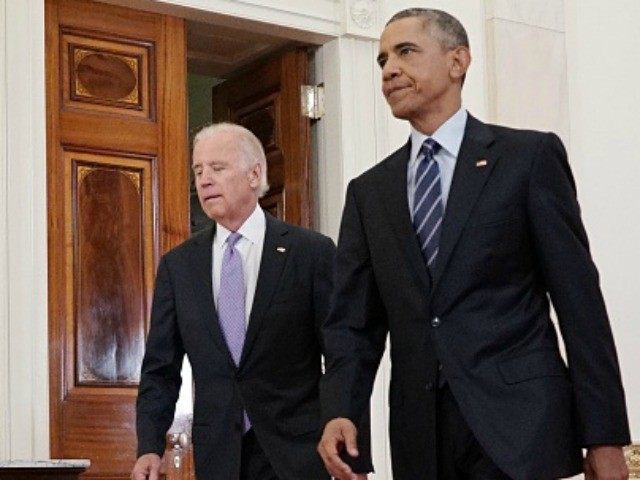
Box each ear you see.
[449,46,471,82]
[248,162,262,189]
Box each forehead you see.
[380,17,430,49]
[192,132,240,163]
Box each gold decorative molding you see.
[626,444,640,478]
[76,165,93,186]
[121,170,141,192]
[73,47,140,104]
[77,165,140,192]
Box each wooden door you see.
[211,49,312,227]
[46,0,188,478]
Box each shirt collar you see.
[216,204,266,246]
[410,107,468,160]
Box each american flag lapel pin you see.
[276,247,286,253]
[476,159,488,167]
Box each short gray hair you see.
[193,122,270,197]
[387,8,469,51]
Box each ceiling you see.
[187,20,292,78]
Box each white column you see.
[0,0,9,460]
[3,0,48,459]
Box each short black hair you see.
[386,8,469,51]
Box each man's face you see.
[192,131,261,229]
[377,17,466,123]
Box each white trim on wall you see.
[4,0,48,460]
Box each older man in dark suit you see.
[132,123,369,479]
[318,8,630,480]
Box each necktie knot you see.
[421,138,441,159]
[227,231,242,249]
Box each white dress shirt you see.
[212,204,266,325]
[407,107,468,218]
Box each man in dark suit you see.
[131,123,364,480]
[317,8,630,480]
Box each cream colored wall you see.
[485,0,569,141]
[565,0,640,442]
[0,0,8,461]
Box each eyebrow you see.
[377,41,420,65]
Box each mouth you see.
[385,85,411,98]
[203,194,221,202]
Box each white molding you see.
[101,0,340,43]
[5,0,48,459]
[0,0,10,460]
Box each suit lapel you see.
[377,141,431,293]
[430,115,497,292]
[239,214,290,367]
[188,223,237,369]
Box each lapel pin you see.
[276,247,286,253]
[476,159,488,167]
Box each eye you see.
[213,165,223,172]
[399,46,414,56]
[377,57,387,68]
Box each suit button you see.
[425,382,434,391]
[431,317,441,328]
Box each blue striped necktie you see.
[412,138,443,269]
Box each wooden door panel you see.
[211,49,311,227]
[46,0,188,478]
[70,151,155,386]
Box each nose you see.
[197,169,213,188]
[382,56,401,81]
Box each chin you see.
[204,207,224,222]
[390,105,412,120]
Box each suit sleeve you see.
[136,255,185,457]
[313,232,374,473]
[312,235,336,343]
[320,180,388,431]
[527,132,630,446]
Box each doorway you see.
[165,21,317,479]
[46,1,317,478]
[186,20,315,233]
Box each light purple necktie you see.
[217,231,251,431]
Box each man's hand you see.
[131,453,164,480]
[317,418,361,480]
[584,445,628,480]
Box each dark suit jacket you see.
[136,214,337,480]
[320,115,630,480]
